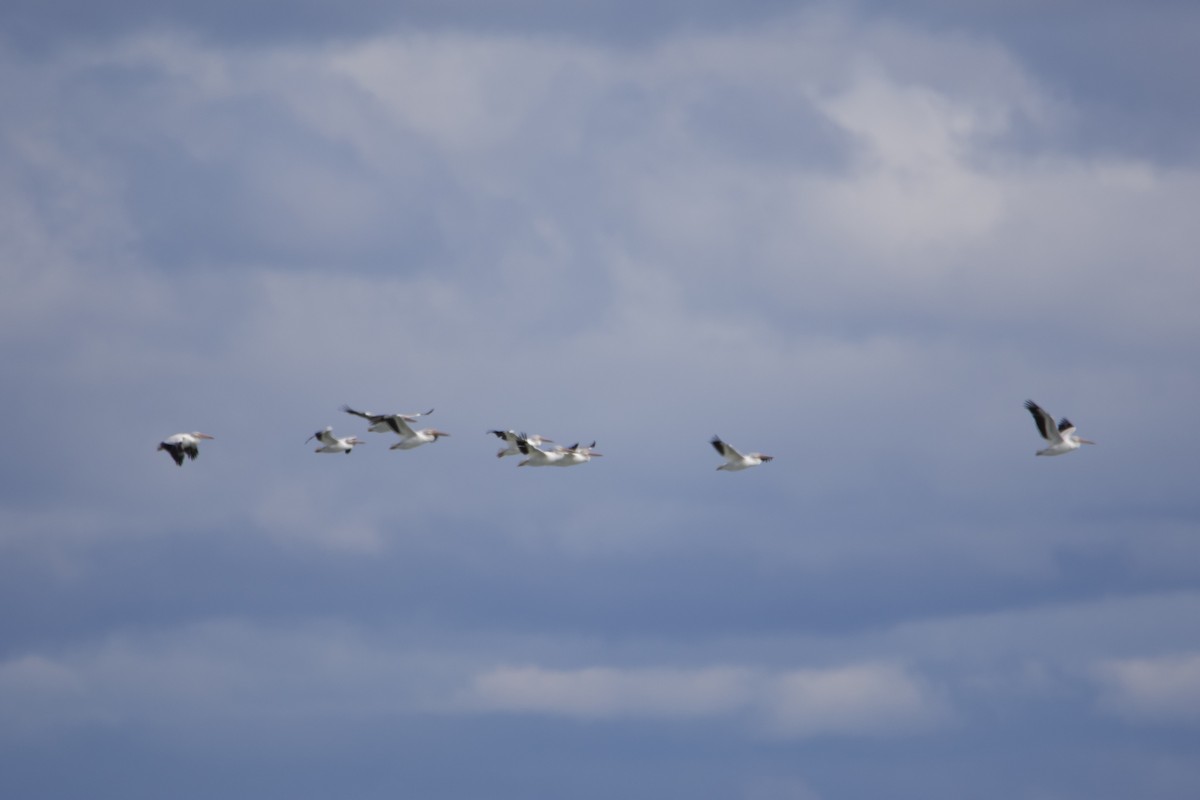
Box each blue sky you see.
[3,2,1200,798]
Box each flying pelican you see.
[341,404,434,435]
[307,426,365,454]
[560,441,602,466]
[514,435,569,466]
[515,435,600,467]
[488,429,554,458]
[384,416,449,450]
[1025,400,1095,456]
[157,432,214,466]
[711,436,773,471]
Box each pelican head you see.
[429,430,451,440]
[192,433,215,440]
[1078,439,1096,445]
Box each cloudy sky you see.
[3,1,1200,797]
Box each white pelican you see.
[1025,400,1095,456]
[560,441,602,466]
[514,436,569,466]
[157,432,214,466]
[341,404,434,435]
[711,436,773,471]
[307,426,365,454]
[384,416,449,450]
[515,435,600,467]
[488,429,554,458]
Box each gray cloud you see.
[3,6,1200,799]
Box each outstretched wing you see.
[711,436,743,461]
[341,405,379,423]
[386,416,416,437]
[307,427,337,446]
[160,442,186,466]
[1024,401,1059,443]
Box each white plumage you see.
[1025,400,1095,456]
[157,432,214,466]
[488,429,554,458]
[711,436,773,471]
[342,404,448,450]
[341,404,434,434]
[307,426,365,454]
[515,434,601,467]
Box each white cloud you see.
[1,6,1197,578]
[8,14,1199,371]
[1094,653,1200,723]
[1,6,1199,798]
[460,661,947,737]
[761,662,948,737]
[1,624,943,742]
[462,664,755,719]
[811,71,1008,252]
[330,35,605,155]
[0,620,460,739]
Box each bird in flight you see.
[307,426,365,454]
[341,405,434,435]
[711,435,773,471]
[488,429,554,458]
[1024,400,1095,456]
[157,432,214,466]
[342,404,449,450]
[515,434,601,467]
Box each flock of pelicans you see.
[156,399,1095,469]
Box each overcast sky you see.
[3,2,1200,798]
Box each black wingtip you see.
[1024,400,1054,440]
